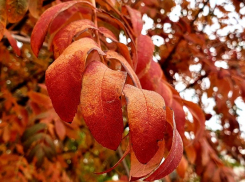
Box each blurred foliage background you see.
[1,0,245,181]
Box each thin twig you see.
[11,34,48,47]
[117,145,130,177]
[92,0,105,63]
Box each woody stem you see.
[92,0,105,63]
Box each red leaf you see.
[4,30,21,56]
[81,61,127,150]
[31,1,94,56]
[139,61,173,106]
[123,84,166,164]
[105,50,141,88]
[130,141,165,179]
[171,98,185,136]
[52,19,96,58]
[140,60,163,91]
[156,80,173,106]
[144,107,183,181]
[183,100,205,140]
[136,35,154,78]
[48,6,88,36]
[124,6,143,37]
[46,38,105,123]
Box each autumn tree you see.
[0,0,245,181]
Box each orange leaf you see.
[52,19,96,58]
[4,30,21,56]
[176,156,188,178]
[183,100,205,140]
[0,0,6,40]
[145,107,183,181]
[3,126,10,142]
[123,84,166,164]
[185,145,196,164]
[55,119,66,140]
[81,61,127,150]
[117,42,134,69]
[46,38,105,123]
[6,0,28,23]
[135,35,154,78]
[28,91,52,109]
[31,1,94,56]
[130,141,165,180]
[105,50,141,88]
[28,0,43,18]
[203,162,216,180]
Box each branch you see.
[179,70,210,93]
[160,0,209,83]
[11,34,48,47]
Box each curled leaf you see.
[136,35,154,78]
[81,61,127,150]
[123,84,166,164]
[105,50,141,88]
[130,140,165,180]
[156,80,173,106]
[98,27,118,42]
[31,1,94,56]
[52,19,96,58]
[46,38,105,123]
[124,6,143,37]
[145,107,183,181]
[171,98,185,136]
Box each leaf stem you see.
[92,0,105,64]
[118,145,130,177]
